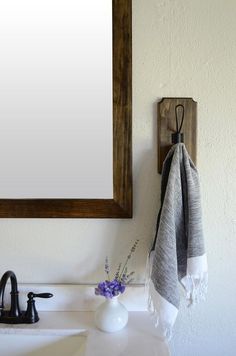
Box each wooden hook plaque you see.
[157,98,197,173]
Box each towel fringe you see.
[144,251,153,296]
[181,272,208,306]
[145,253,207,341]
[147,280,173,341]
[145,253,173,341]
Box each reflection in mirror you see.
[0,0,132,218]
[0,0,113,199]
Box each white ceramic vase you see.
[95,296,128,333]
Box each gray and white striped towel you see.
[147,143,208,340]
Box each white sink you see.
[0,330,87,356]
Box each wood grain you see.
[158,98,197,174]
[0,0,132,218]
[113,0,132,217]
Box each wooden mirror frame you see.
[0,0,132,218]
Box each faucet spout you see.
[0,271,21,317]
[0,270,52,324]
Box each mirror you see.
[0,0,132,218]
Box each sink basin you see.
[0,331,87,356]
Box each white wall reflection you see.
[0,0,113,198]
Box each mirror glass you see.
[0,0,113,198]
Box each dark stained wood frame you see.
[0,0,132,218]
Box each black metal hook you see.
[172,104,185,144]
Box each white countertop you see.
[0,311,170,356]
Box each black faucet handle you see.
[25,292,53,323]
[27,292,53,299]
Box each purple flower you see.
[95,279,126,298]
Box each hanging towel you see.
[147,143,208,340]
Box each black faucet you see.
[0,271,53,324]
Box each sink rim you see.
[0,327,88,337]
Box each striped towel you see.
[147,143,208,340]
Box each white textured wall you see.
[133,0,236,355]
[0,0,236,355]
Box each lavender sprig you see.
[95,239,139,299]
[126,271,135,284]
[117,239,139,283]
[104,256,110,281]
[115,263,122,280]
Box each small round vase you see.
[95,296,128,333]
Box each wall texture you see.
[0,0,236,355]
